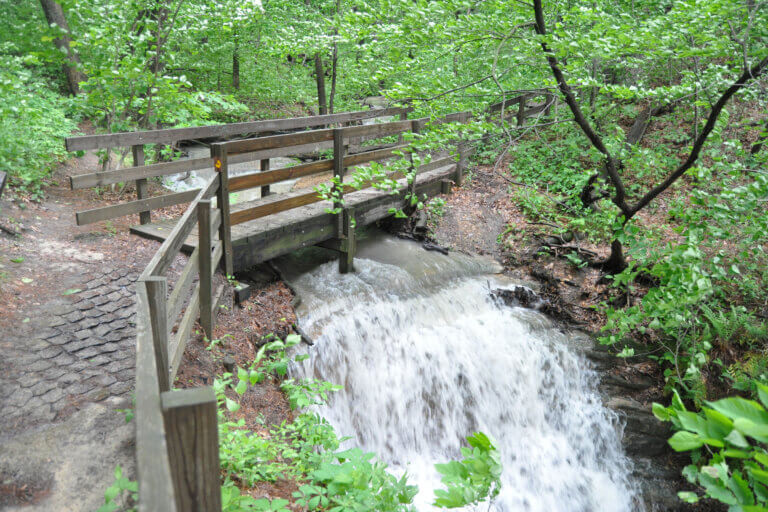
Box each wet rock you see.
[491,286,544,310]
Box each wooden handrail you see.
[65,107,412,151]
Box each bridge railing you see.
[66,107,411,227]
[134,170,227,512]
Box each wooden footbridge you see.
[63,92,555,512]
[67,107,469,275]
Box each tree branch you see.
[630,55,768,215]
[532,0,631,217]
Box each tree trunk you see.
[233,44,240,90]
[39,0,85,95]
[328,44,338,114]
[604,239,628,274]
[314,53,328,115]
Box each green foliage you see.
[601,165,768,401]
[97,465,137,512]
[214,333,498,511]
[655,383,768,509]
[433,432,502,508]
[0,49,76,197]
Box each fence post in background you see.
[455,142,468,187]
[260,159,270,197]
[211,144,234,277]
[142,276,170,392]
[332,128,346,215]
[197,200,213,339]
[517,94,530,127]
[407,119,427,201]
[132,144,150,225]
[398,109,409,145]
[161,387,222,512]
[544,92,554,117]
[339,207,356,274]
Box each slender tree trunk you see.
[315,53,328,115]
[329,44,338,114]
[233,41,240,90]
[39,0,85,95]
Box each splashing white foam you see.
[284,235,638,512]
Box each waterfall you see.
[280,232,639,511]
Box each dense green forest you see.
[2,0,768,509]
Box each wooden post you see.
[133,145,150,225]
[161,387,221,512]
[407,119,426,202]
[142,276,170,392]
[339,207,356,274]
[332,128,346,217]
[260,159,270,197]
[134,283,178,512]
[441,179,452,194]
[211,144,234,277]
[197,200,213,339]
[398,110,408,145]
[517,94,529,127]
[455,142,468,187]
[544,93,554,117]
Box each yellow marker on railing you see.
[214,158,222,172]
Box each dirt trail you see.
[0,153,165,510]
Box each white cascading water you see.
[281,232,639,512]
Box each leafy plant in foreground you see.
[433,432,503,509]
[654,383,768,509]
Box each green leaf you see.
[734,418,768,444]
[21,277,33,284]
[652,403,672,421]
[677,491,699,503]
[668,431,704,451]
[63,288,81,295]
[707,398,768,426]
[10,257,24,263]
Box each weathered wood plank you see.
[229,159,334,192]
[134,284,177,512]
[161,387,221,512]
[198,200,213,339]
[169,282,200,381]
[142,277,170,393]
[70,157,212,189]
[211,147,233,275]
[133,145,150,225]
[0,171,6,199]
[341,119,416,139]
[488,96,524,113]
[65,107,413,151]
[343,144,410,167]
[76,189,200,226]
[224,128,335,156]
[166,247,199,330]
[260,159,271,197]
[140,175,219,279]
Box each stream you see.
[279,230,639,511]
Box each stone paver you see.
[0,266,139,433]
